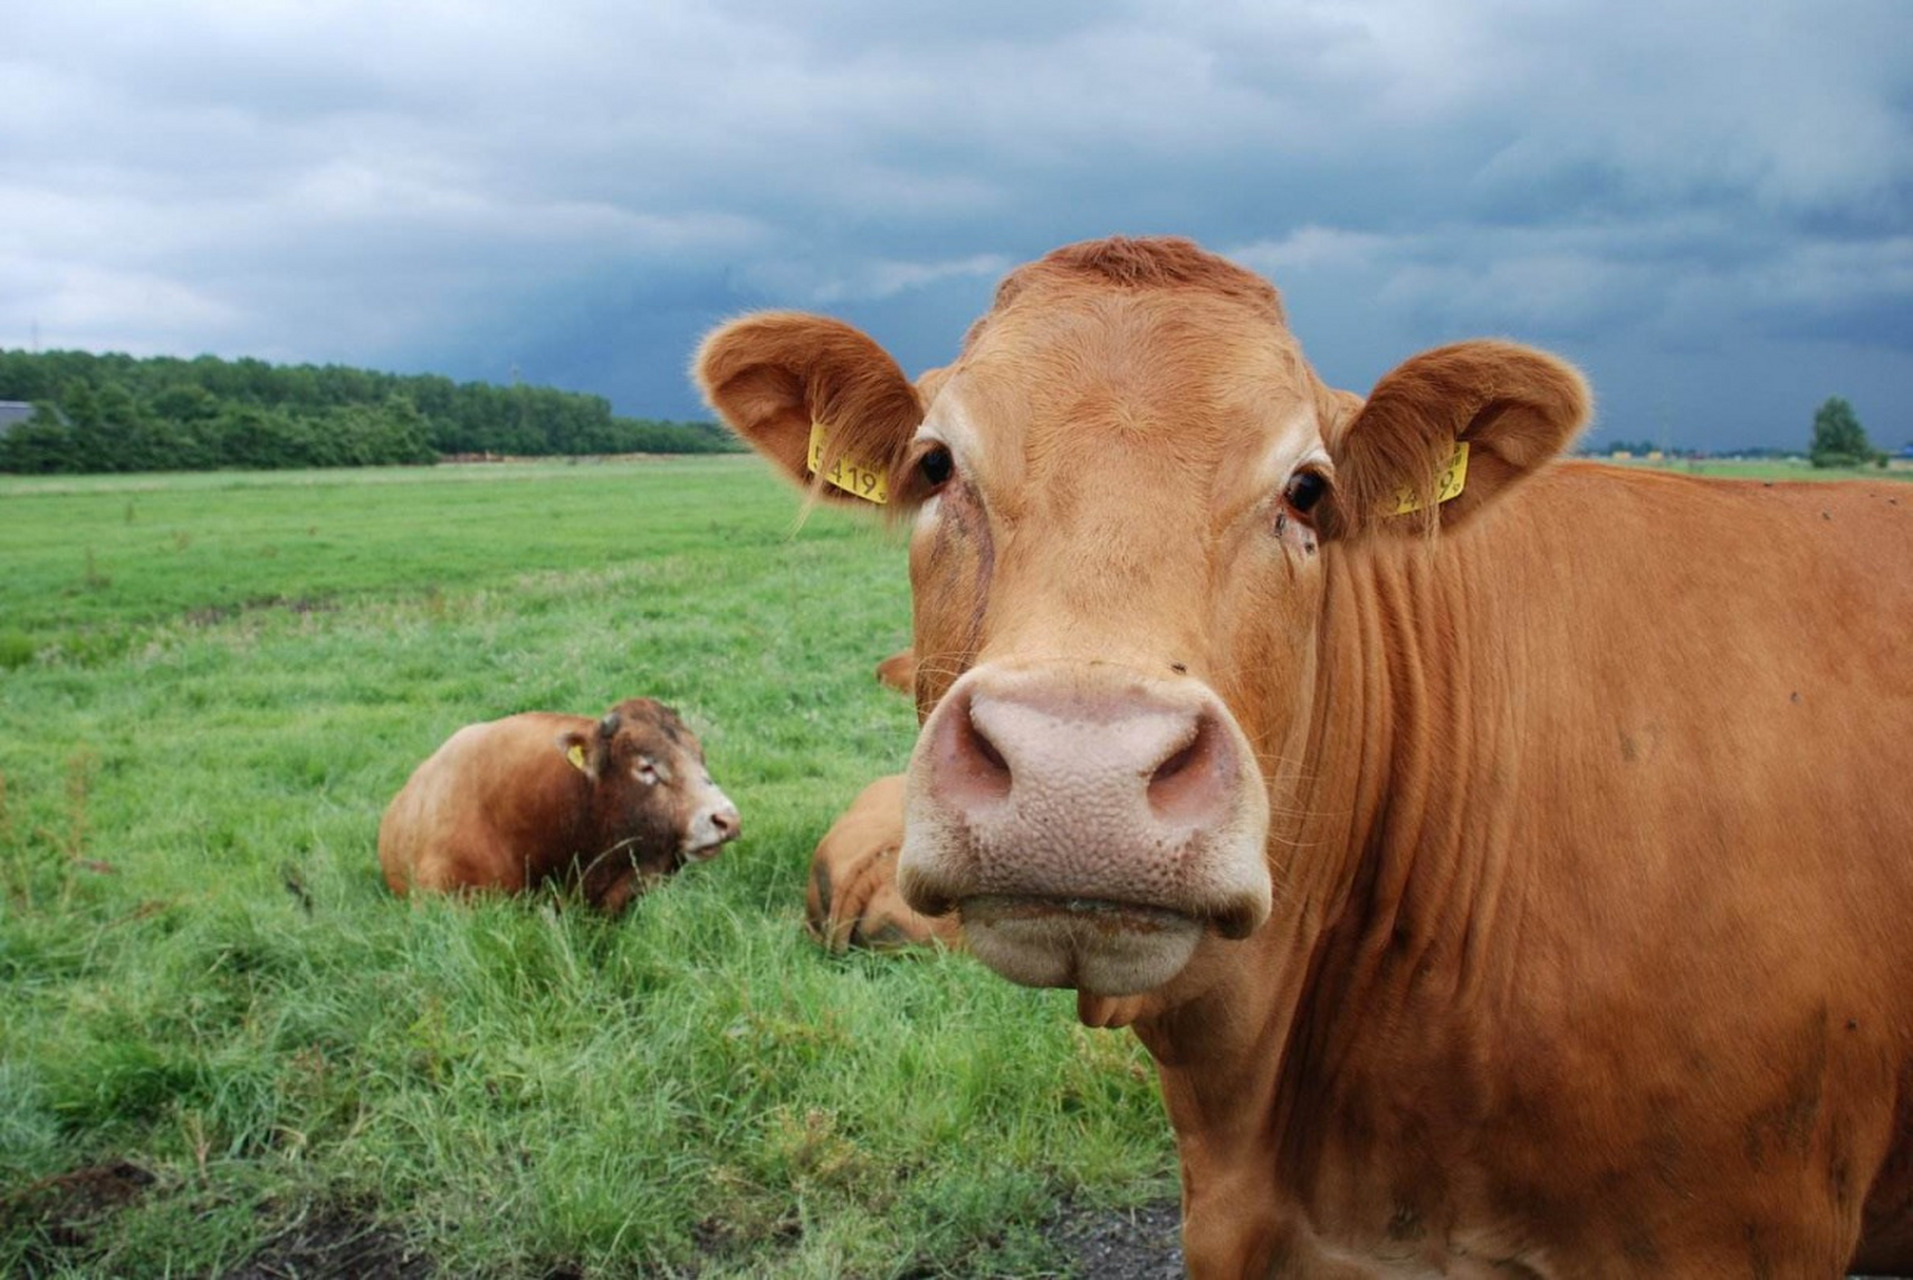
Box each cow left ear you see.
[558,731,596,778]
[1323,340,1590,539]
[695,311,925,514]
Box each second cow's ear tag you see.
[566,744,589,772]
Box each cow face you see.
[699,237,1585,1000]
[559,698,740,878]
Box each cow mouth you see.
[954,894,1210,996]
[938,891,1260,941]
[961,894,1191,932]
[676,836,732,866]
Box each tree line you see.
[0,349,739,474]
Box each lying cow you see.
[874,647,916,694]
[806,774,959,952]
[379,697,739,914]
[698,237,1913,1276]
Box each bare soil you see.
[5,1159,1183,1278]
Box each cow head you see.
[698,237,1586,1000]
[558,697,740,878]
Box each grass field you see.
[0,457,1175,1278]
[6,452,1902,1277]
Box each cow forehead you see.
[928,289,1326,512]
[605,702,701,758]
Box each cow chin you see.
[959,896,1205,995]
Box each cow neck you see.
[1283,527,1534,1183]
[1138,527,1524,1206]
[1127,536,1415,1178]
[564,767,610,874]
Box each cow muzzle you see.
[680,787,742,863]
[898,664,1272,996]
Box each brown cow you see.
[874,646,916,694]
[698,237,1913,1276]
[806,774,960,952]
[379,698,739,914]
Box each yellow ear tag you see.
[565,744,588,772]
[807,421,889,504]
[1391,440,1470,515]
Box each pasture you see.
[0,457,1174,1277]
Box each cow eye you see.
[1284,469,1328,516]
[635,759,660,786]
[917,444,954,490]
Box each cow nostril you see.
[1153,737,1201,785]
[933,690,1014,805]
[711,809,739,838]
[967,716,1009,776]
[1147,715,1228,824]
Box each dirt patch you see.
[220,1201,434,1280]
[1,1159,156,1266]
[2,1161,1175,1278]
[1044,1196,1184,1279]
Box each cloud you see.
[0,0,1907,447]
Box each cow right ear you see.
[1323,340,1590,539]
[694,312,925,513]
[557,731,596,778]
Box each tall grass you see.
[0,458,1173,1277]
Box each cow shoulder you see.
[1326,340,1590,539]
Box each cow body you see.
[379,698,739,914]
[1131,467,1913,1276]
[699,238,1913,1276]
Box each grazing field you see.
[0,457,1176,1277]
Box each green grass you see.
[0,458,1173,1278]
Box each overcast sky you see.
[4,1,1909,451]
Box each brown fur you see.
[697,237,1913,1277]
[378,698,736,915]
[805,774,959,953]
[873,647,915,694]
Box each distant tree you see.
[1603,438,1660,455]
[0,347,739,472]
[1809,396,1881,469]
[0,403,78,473]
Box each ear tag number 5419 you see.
[808,422,888,504]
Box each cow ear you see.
[557,731,596,778]
[695,311,925,514]
[1324,340,1589,539]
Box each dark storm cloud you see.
[2,0,1908,449]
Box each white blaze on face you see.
[680,771,740,860]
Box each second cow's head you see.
[698,237,1587,1001]
[560,697,739,880]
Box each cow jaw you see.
[898,662,1272,996]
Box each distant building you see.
[0,401,35,437]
